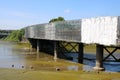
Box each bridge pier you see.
[28,38,37,51]
[36,39,40,59]
[54,41,57,60]
[78,43,84,63]
[93,44,105,71]
[37,39,40,53]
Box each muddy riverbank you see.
[0,41,120,80]
[0,68,120,80]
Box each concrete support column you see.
[28,38,37,52]
[93,44,105,71]
[37,39,40,53]
[54,41,58,60]
[78,43,84,63]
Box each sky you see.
[0,0,120,30]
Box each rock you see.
[22,66,24,68]
[56,67,60,71]
[12,64,14,67]
[29,65,34,70]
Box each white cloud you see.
[64,9,71,13]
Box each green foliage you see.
[49,17,65,23]
[5,29,25,42]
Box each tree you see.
[49,17,65,23]
[4,29,25,41]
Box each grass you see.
[4,29,24,42]
[16,42,31,48]
[84,44,96,53]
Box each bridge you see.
[0,30,12,38]
[25,16,120,71]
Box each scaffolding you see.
[25,20,81,42]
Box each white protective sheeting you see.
[81,16,118,46]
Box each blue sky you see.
[0,0,120,30]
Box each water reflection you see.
[65,52,120,72]
[0,41,120,72]
[67,65,79,71]
[0,41,25,69]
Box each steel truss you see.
[59,42,79,53]
[103,46,120,62]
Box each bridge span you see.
[0,30,11,38]
[25,16,120,71]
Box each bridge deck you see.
[0,33,10,36]
[25,16,120,46]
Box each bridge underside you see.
[28,38,120,71]
[28,38,54,54]
[28,38,84,61]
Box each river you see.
[0,41,120,72]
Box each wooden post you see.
[93,44,105,71]
[54,41,57,60]
[78,43,84,63]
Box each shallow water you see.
[0,41,120,72]
[65,52,120,72]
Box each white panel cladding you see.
[81,16,118,46]
[116,17,120,45]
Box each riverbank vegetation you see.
[4,29,24,42]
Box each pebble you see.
[12,64,14,67]
[56,67,60,71]
[22,66,24,68]
[29,65,34,70]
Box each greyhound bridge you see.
[25,16,120,71]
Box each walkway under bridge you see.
[25,16,120,71]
